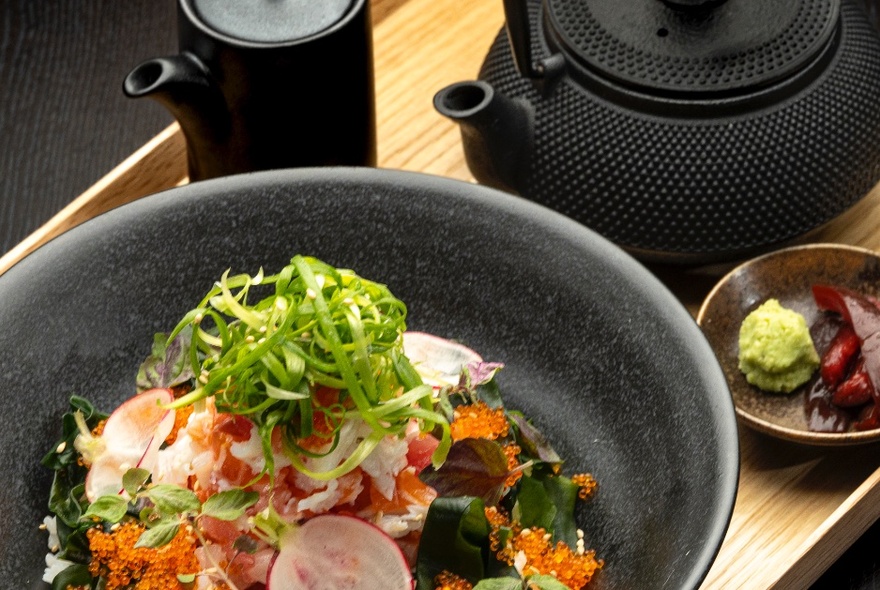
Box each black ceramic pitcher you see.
[124,0,375,181]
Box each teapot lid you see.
[191,0,353,43]
[547,0,839,96]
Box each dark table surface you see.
[2,1,880,588]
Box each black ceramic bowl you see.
[0,168,737,589]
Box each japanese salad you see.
[41,255,602,590]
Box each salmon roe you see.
[503,442,523,487]
[571,473,598,500]
[449,402,509,441]
[485,506,603,590]
[86,521,201,590]
[433,570,474,590]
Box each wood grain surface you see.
[4,1,880,589]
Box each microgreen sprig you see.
[81,468,259,550]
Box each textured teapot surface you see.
[437,0,880,263]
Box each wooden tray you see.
[5,0,880,587]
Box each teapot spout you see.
[124,54,231,176]
[434,81,532,193]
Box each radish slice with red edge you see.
[84,388,175,502]
[267,514,413,590]
[402,331,482,387]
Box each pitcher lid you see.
[191,0,354,43]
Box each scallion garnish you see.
[166,255,450,481]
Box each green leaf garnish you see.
[50,562,93,590]
[201,489,260,521]
[416,496,490,588]
[122,467,151,496]
[472,578,524,590]
[135,520,180,548]
[525,574,573,590]
[513,476,557,533]
[145,484,201,516]
[81,495,129,524]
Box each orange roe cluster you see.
[502,443,523,487]
[86,521,201,590]
[485,507,603,590]
[450,401,509,441]
[571,473,598,500]
[433,570,474,590]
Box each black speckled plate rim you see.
[0,168,739,589]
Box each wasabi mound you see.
[738,298,819,393]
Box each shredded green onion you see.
[167,255,450,481]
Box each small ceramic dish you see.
[697,243,880,445]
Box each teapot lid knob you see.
[546,0,839,97]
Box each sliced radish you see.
[402,332,482,387]
[85,388,175,502]
[267,514,412,590]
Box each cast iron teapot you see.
[435,0,880,263]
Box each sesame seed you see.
[306,288,317,300]
[56,441,66,453]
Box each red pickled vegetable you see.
[854,403,880,431]
[831,359,875,407]
[820,323,860,388]
[812,284,880,395]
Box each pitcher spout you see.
[124,53,231,179]
[434,80,532,193]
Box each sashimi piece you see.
[267,514,412,590]
[402,331,482,387]
[84,388,175,501]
